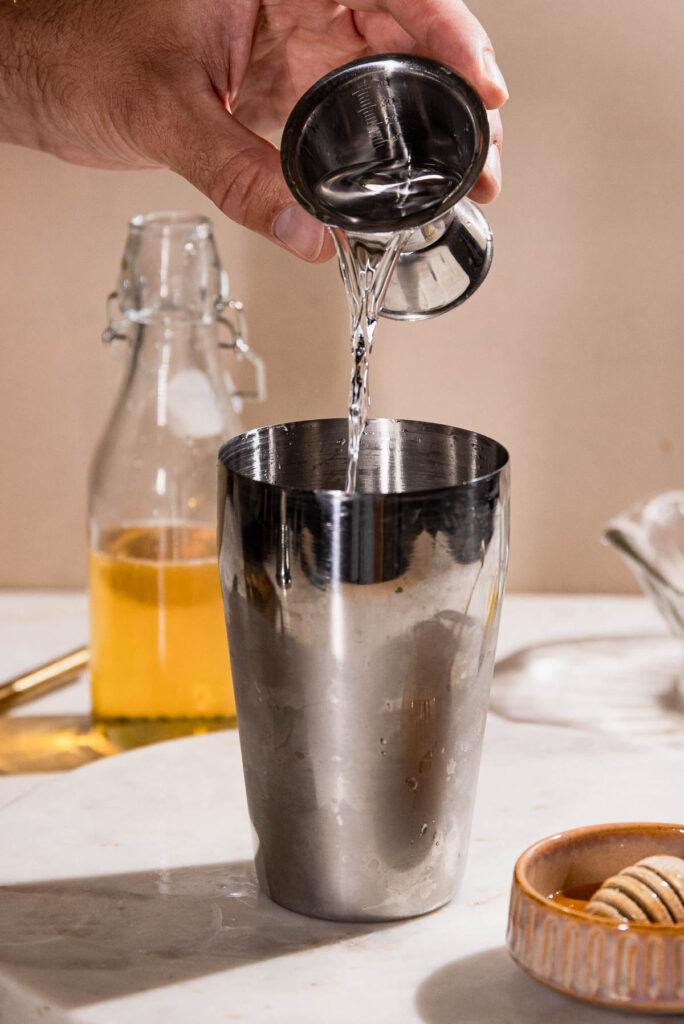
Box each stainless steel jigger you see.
[281,53,493,320]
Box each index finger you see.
[349,0,508,109]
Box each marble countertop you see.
[0,591,682,1022]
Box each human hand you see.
[0,0,507,261]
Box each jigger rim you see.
[280,53,491,233]
[218,417,509,499]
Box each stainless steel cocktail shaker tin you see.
[218,419,509,921]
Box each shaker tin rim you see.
[218,417,509,500]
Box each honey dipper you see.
[586,855,684,923]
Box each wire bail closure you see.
[217,300,266,403]
[102,292,266,404]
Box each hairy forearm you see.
[0,0,158,168]
[0,0,83,156]
[0,1,44,148]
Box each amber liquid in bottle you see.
[88,524,234,722]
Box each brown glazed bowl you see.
[507,822,684,1013]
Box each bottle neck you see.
[101,212,262,445]
[119,319,239,439]
[106,211,239,432]
[128,319,219,370]
[118,212,226,325]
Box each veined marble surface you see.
[0,591,681,1023]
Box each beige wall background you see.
[0,0,682,591]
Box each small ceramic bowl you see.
[507,822,684,1013]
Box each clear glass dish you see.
[489,492,684,744]
[604,491,684,640]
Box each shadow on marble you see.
[0,859,390,1009]
[490,633,684,743]
[415,947,667,1023]
[0,716,233,773]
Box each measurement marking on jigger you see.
[352,82,385,148]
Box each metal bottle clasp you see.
[217,300,267,403]
[102,292,266,404]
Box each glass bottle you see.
[88,212,265,729]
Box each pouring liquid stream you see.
[331,228,406,492]
[324,158,457,491]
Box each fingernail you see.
[485,143,502,192]
[274,205,326,261]
[482,50,509,101]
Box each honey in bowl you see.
[548,856,684,923]
[89,524,234,722]
[547,881,600,913]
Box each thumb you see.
[162,88,332,262]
